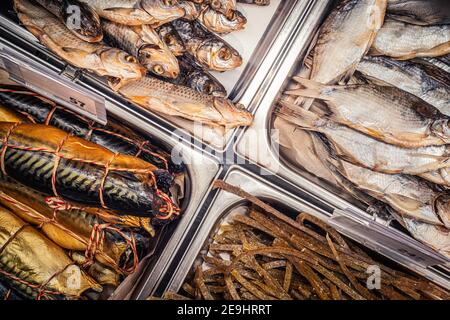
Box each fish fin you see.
[339,65,358,84]
[61,47,91,57]
[285,78,330,100]
[276,101,322,131]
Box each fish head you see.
[188,71,227,97]
[213,98,252,127]
[100,49,146,90]
[431,119,450,142]
[159,28,185,56]
[179,1,200,20]
[139,44,180,78]
[62,1,103,42]
[197,40,242,72]
[141,0,186,24]
[227,10,247,29]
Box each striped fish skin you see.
[0,280,24,300]
[0,122,175,218]
[0,86,183,174]
[237,0,270,5]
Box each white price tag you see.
[0,48,107,124]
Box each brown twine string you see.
[51,133,71,197]
[0,122,19,176]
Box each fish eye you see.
[218,48,232,60]
[165,35,175,45]
[125,55,138,63]
[153,65,165,75]
[211,0,221,9]
[205,83,213,94]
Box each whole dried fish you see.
[387,0,450,26]
[371,18,450,60]
[309,0,387,85]
[276,106,450,175]
[172,19,242,71]
[102,21,179,78]
[198,6,247,34]
[286,78,450,148]
[34,0,103,42]
[330,158,448,226]
[78,0,184,27]
[119,75,251,127]
[156,24,186,56]
[168,55,227,96]
[237,0,270,5]
[356,56,450,116]
[14,0,145,91]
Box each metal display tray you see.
[150,167,449,298]
[0,31,222,300]
[0,0,312,151]
[234,0,450,285]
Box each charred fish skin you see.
[198,5,247,34]
[156,23,186,56]
[14,0,145,91]
[172,19,242,71]
[371,18,450,60]
[237,0,270,5]
[102,21,180,79]
[0,86,182,174]
[387,0,450,26]
[33,0,103,42]
[310,0,387,85]
[357,56,450,116]
[164,55,227,97]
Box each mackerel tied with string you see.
[0,122,179,220]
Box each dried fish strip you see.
[175,182,449,300]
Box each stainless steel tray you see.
[0,0,308,151]
[234,0,450,282]
[0,31,222,300]
[152,167,449,297]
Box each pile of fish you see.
[164,181,449,300]
[11,0,261,129]
[0,85,186,300]
[275,0,450,258]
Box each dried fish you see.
[371,18,450,60]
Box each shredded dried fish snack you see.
[169,181,449,300]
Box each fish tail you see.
[285,77,329,100]
[276,100,322,130]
